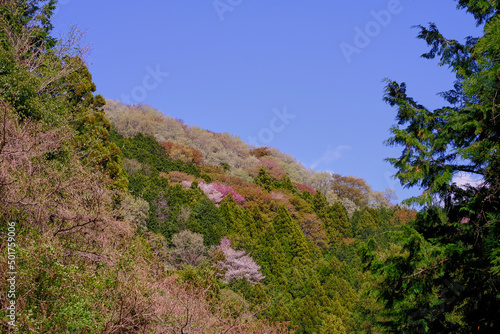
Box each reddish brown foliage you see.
[249,158,286,181]
[249,146,272,158]
[391,207,418,225]
[293,182,315,195]
[161,141,204,165]
[166,170,195,184]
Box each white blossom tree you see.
[216,237,264,284]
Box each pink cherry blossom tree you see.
[210,183,246,205]
[183,181,246,205]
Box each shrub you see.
[122,158,143,175]
[118,194,150,231]
[169,230,207,268]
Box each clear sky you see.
[52,0,483,201]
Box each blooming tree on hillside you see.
[210,183,246,205]
[216,237,265,284]
[182,181,246,205]
[198,182,225,203]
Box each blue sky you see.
[52,0,483,201]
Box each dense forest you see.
[0,0,499,333]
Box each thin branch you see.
[0,99,8,154]
[404,259,448,279]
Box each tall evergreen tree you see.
[273,206,311,264]
[327,202,352,238]
[254,166,275,191]
[363,1,500,332]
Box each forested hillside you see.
[102,99,415,332]
[1,0,499,333]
